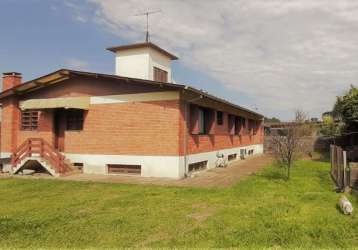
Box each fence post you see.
[343,151,347,188]
[329,144,334,175]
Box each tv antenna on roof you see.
[134,10,161,42]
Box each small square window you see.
[21,110,39,130]
[66,109,84,131]
[153,67,168,82]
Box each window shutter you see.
[248,119,254,135]
[235,116,240,135]
[206,109,216,135]
[235,116,244,135]
[228,115,235,135]
[153,67,168,82]
[253,120,258,135]
[254,120,262,135]
[190,105,200,134]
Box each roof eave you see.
[0,69,263,118]
[106,42,179,60]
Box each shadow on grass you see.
[260,170,287,181]
[312,151,330,162]
[259,163,288,181]
[317,170,331,183]
[350,189,358,201]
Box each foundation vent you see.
[188,161,207,172]
[107,164,141,175]
[228,154,237,161]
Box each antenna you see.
[134,10,161,42]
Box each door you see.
[54,109,65,152]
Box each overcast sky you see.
[1,0,358,120]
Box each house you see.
[0,42,264,178]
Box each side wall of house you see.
[178,92,264,171]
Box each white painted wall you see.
[148,48,172,82]
[65,153,183,178]
[115,48,150,79]
[0,152,11,158]
[64,144,264,179]
[115,47,172,82]
[185,144,264,171]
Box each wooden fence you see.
[330,144,358,190]
[330,145,347,189]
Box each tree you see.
[333,85,358,131]
[265,117,281,123]
[319,115,343,144]
[271,111,313,180]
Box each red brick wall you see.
[0,97,20,153]
[64,100,181,155]
[178,100,264,155]
[17,110,54,147]
[1,77,263,157]
[187,132,264,155]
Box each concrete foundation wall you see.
[65,144,263,179]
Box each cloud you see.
[65,58,89,71]
[66,0,358,120]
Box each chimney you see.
[2,72,22,91]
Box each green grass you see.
[1,160,358,249]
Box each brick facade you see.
[1,97,20,153]
[1,75,264,162]
[64,100,181,155]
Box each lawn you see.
[0,160,358,249]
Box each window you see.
[73,163,84,171]
[228,154,237,161]
[242,118,247,132]
[248,119,255,135]
[188,161,207,172]
[254,121,261,135]
[235,116,246,135]
[198,108,205,134]
[217,111,223,125]
[228,115,235,135]
[240,149,246,159]
[21,110,39,130]
[191,106,215,135]
[153,67,168,82]
[107,164,141,175]
[66,109,84,131]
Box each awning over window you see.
[19,97,90,110]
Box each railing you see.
[11,138,70,174]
